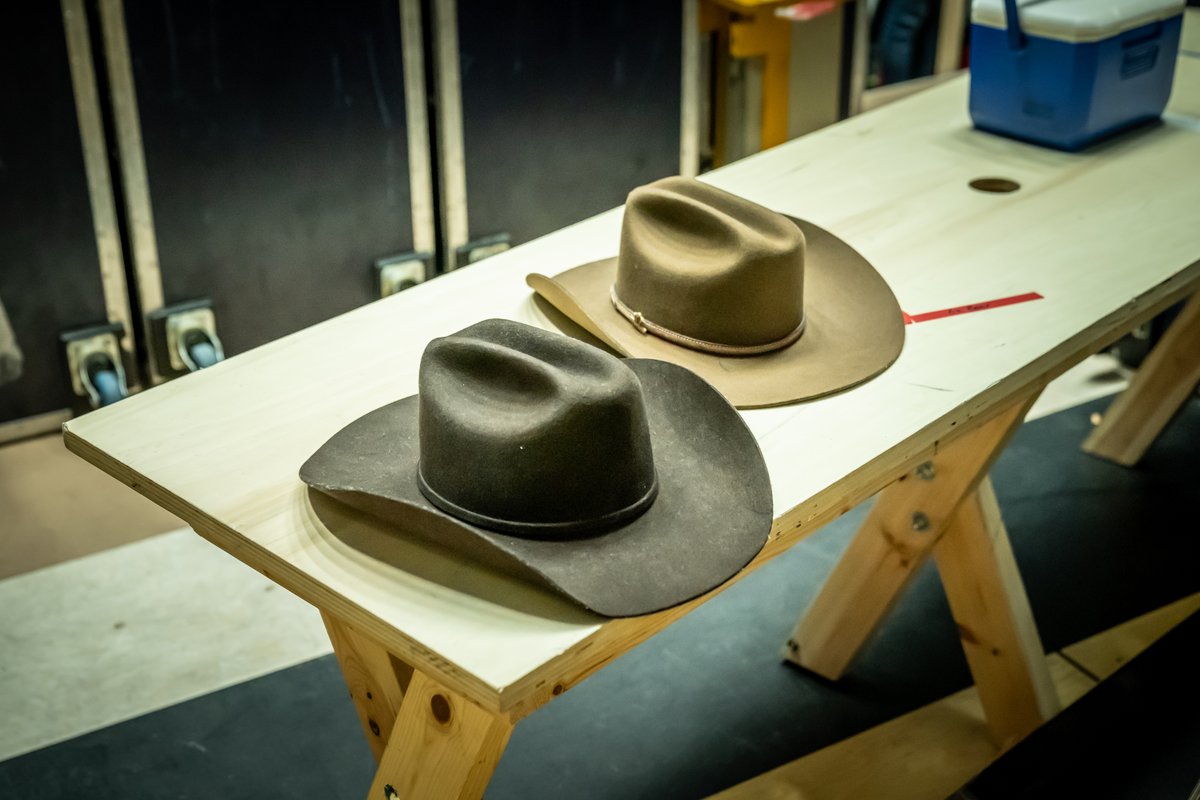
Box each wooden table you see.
[65,38,1200,798]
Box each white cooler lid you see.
[972,0,1184,43]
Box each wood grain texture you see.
[322,612,414,762]
[369,669,513,800]
[64,68,1200,715]
[934,478,1058,746]
[786,394,1036,678]
[711,655,1093,800]
[1083,290,1200,465]
[1062,592,1200,681]
[96,0,166,378]
[713,593,1198,799]
[61,0,136,366]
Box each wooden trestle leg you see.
[1084,290,1200,466]
[933,477,1059,745]
[322,613,514,800]
[783,392,1058,744]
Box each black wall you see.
[457,0,681,246]
[125,0,416,354]
[0,2,111,422]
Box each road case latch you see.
[61,322,130,408]
[148,299,225,377]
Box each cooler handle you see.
[1003,0,1026,50]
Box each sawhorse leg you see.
[322,613,514,800]
[783,392,1059,745]
[933,476,1059,745]
[1084,290,1200,466]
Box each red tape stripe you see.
[904,292,1043,325]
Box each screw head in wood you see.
[911,511,931,532]
[786,639,799,653]
[383,785,399,799]
[915,462,935,481]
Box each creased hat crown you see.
[613,177,806,350]
[417,319,657,537]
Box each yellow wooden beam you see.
[728,8,791,149]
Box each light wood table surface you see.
[65,30,1200,798]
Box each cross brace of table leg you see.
[323,613,514,800]
[783,392,1057,744]
[1084,290,1200,466]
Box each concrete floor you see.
[0,433,180,580]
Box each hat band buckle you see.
[609,285,805,357]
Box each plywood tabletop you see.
[65,61,1200,714]
[1183,7,1200,55]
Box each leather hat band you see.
[610,285,805,357]
[418,464,659,538]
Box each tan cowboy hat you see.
[527,176,905,408]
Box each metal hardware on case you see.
[148,299,225,378]
[911,511,931,532]
[454,232,511,269]
[62,0,138,372]
[374,252,434,298]
[915,461,936,481]
[61,322,130,408]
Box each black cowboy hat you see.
[300,319,772,617]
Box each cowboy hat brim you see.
[299,359,772,617]
[526,217,905,409]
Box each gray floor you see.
[2,396,1198,799]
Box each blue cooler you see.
[969,0,1185,150]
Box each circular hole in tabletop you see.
[431,693,453,724]
[969,177,1021,194]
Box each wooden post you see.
[729,8,792,150]
[934,477,1059,745]
[784,392,1039,680]
[701,0,733,167]
[323,612,514,799]
[1083,290,1200,466]
[369,670,514,800]
[322,612,415,762]
[933,0,967,74]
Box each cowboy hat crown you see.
[418,319,658,537]
[614,176,806,353]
